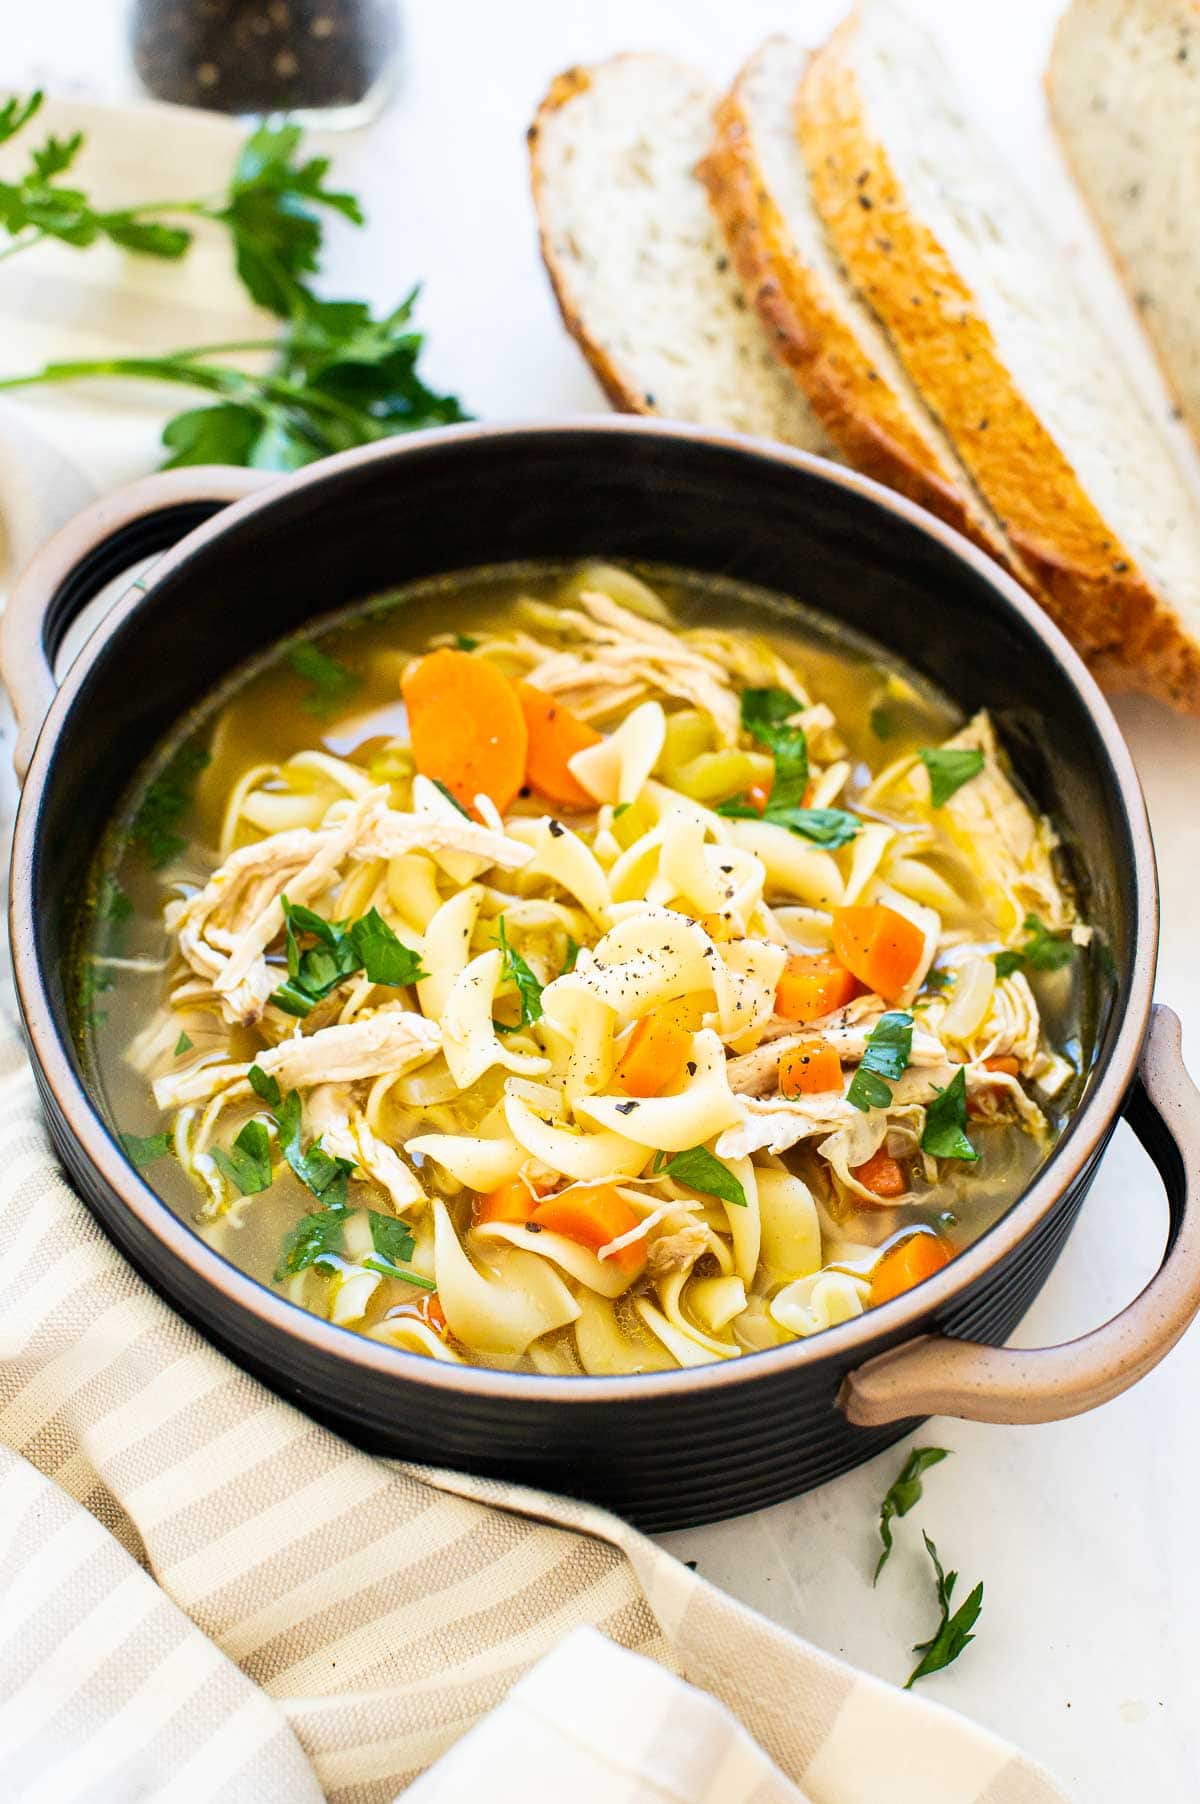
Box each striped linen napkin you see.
[0,1028,1072,1803]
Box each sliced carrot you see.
[779,1040,842,1097]
[983,1055,1020,1077]
[746,781,772,816]
[870,1232,952,1306]
[774,952,861,1024]
[401,647,528,816]
[389,1290,448,1333]
[517,681,602,809]
[614,1004,694,1098]
[475,1178,539,1227]
[831,904,924,1002]
[532,1184,646,1274]
[852,1147,908,1199]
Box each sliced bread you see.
[702,35,1022,575]
[1049,0,1200,448]
[529,57,834,453]
[799,0,1200,710]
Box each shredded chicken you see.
[646,1223,711,1277]
[153,1006,441,1110]
[726,1019,949,1097]
[306,1083,426,1211]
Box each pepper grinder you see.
[129,0,400,127]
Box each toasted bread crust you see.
[528,63,655,415]
[800,15,1200,710]
[701,68,1019,576]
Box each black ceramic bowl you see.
[6,420,1200,1532]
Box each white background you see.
[9,3,1200,1799]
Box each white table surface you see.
[11,3,1200,1799]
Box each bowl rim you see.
[8,415,1159,1405]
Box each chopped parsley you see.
[716,688,861,845]
[847,1011,913,1113]
[497,916,543,1031]
[905,1533,984,1688]
[869,703,895,740]
[129,741,210,869]
[210,1119,273,1196]
[274,1202,351,1279]
[991,915,1076,980]
[716,799,862,847]
[921,1068,978,1162]
[120,1129,173,1168]
[174,1030,193,1056]
[248,1064,282,1107]
[654,1145,747,1209]
[454,633,479,651]
[875,1446,949,1583]
[918,746,984,808]
[287,642,361,717]
[276,1088,354,1207]
[270,895,425,1016]
[561,935,581,976]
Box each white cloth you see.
[0,96,1073,1804]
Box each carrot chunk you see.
[517,681,602,809]
[746,781,772,816]
[614,1005,694,1097]
[532,1184,646,1273]
[852,1147,908,1199]
[779,1040,842,1096]
[831,904,924,1002]
[401,648,528,816]
[474,1178,539,1227]
[983,1055,1020,1076]
[870,1232,952,1306]
[774,952,861,1024]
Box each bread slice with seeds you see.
[529,56,835,453]
[1049,0,1200,450]
[799,0,1200,710]
[702,34,1022,576]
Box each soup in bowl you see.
[82,558,1092,1377]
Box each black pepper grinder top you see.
[129,0,400,126]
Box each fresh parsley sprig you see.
[0,106,467,469]
[496,916,544,1034]
[875,1446,949,1582]
[921,1067,978,1162]
[905,1533,984,1688]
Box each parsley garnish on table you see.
[905,1534,984,1689]
[0,101,467,468]
[875,1446,949,1582]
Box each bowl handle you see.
[840,1005,1200,1426]
[0,465,274,783]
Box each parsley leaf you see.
[869,703,895,740]
[923,968,953,991]
[349,907,426,988]
[562,935,581,975]
[129,741,210,869]
[739,687,809,809]
[174,1031,193,1056]
[276,1089,355,1207]
[992,949,1024,979]
[274,1202,351,1280]
[1020,913,1076,972]
[657,1146,747,1209]
[905,1533,984,1688]
[120,1129,172,1168]
[875,1446,949,1583]
[249,1064,282,1107]
[716,799,862,847]
[361,1210,436,1289]
[497,917,543,1029]
[454,633,478,651]
[919,747,985,808]
[287,642,360,716]
[216,120,362,317]
[847,1011,913,1113]
[921,1068,978,1162]
[211,1119,274,1196]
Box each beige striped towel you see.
[0,1026,1072,1803]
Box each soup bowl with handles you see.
[4,418,1199,1532]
